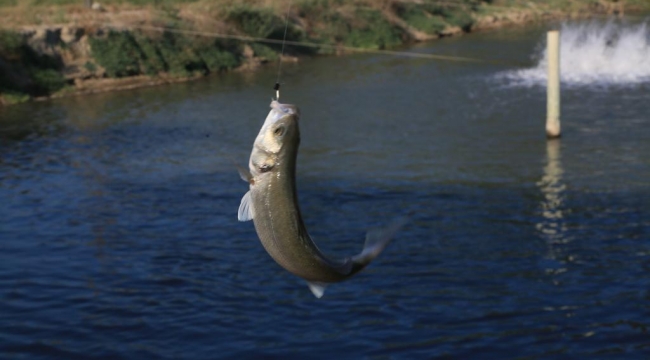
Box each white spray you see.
[504,20,650,86]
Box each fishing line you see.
[126,25,528,67]
[274,3,292,101]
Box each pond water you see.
[1,19,649,359]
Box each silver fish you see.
[238,100,405,298]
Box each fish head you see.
[253,100,300,155]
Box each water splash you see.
[502,20,650,86]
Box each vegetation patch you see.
[344,7,404,50]
[89,31,143,77]
[294,6,350,53]
[226,5,297,40]
[394,3,446,35]
[0,29,65,100]
[227,5,279,38]
[423,2,476,31]
[297,0,404,53]
[223,3,311,56]
[394,1,477,33]
[249,43,279,62]
[89,30,240,78]
[0,91,29,105]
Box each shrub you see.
[0,30,23,54]
[445,11,474,31]
[249,43,279,62]
[134,34,167,75]
[88,30,240,78]
[225,4,304,43]
[89,31,143,77]
[226,5,283,39]
[394,3,446,34]
[421,3,475,31]
[295,0,349,53]
[29,68,65,93]
[154,32,203,76]
[197,44,239,71]
[0,30,65,96]
[344,8,403,49]
[83,61,97,72]
[0,91,30,105]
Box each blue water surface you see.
[1,21,649,359]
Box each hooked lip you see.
[257,100,300,141]
[269,100,300,121]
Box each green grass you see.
[344,7,403,49]
[29,68,66,92]
[89,31,143,77]
[395,3,447,34]
[0,91,30,104]
[296,5,400,49]
[89,30,240,78]
[250,43,279,62]
[133,33,166,75]
[225,4,304,42]
[445,10,474,30]
[296,0,344,18]
[225,5,284,39]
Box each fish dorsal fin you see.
[238,191,254,222]
[307,281,328,298]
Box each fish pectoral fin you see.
[237,191,254,222]
[237,165,253,184]
[306,281,329,299]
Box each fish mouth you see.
[268,100,300,123]
[256,101,300,144]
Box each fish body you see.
[238,101,404,297]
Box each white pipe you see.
[546,30,561,138]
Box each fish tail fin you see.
[352,216,408,265]
[306,216,408,299]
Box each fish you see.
[238,100,406,298]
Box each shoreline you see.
[1,0,647,106]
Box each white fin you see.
[237,165,253,184]
[307,281,328,298]
[353,216,408,264]
[238,191,254,222]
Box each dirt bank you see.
[0,0,646,106]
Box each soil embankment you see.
[0,0,644,105]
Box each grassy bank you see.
[0,0,647,105]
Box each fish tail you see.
[306,216,408,299]
[352,216,408,265]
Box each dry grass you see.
[1,0,646,29]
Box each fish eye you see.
[274,126,285,136]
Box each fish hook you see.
[274,82,281,101]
